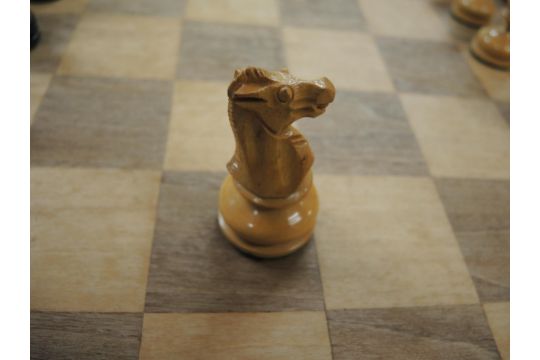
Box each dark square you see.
[31,14,80,73]
[145,171,325,312]
[327,305,500,360]
[177,21,285,81]
[297,91,428,176]
[497,101,510,122]
[436,178,509,302]
[279,0,365,30]
[31,76,172,169]
[376,37,486,97]
[88,0,187,16]
[31,312,142,360]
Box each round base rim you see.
[218,212,313,258]
[470,38,510,70]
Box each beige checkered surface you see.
[31,0,509,359]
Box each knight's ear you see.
[234,68,242,78]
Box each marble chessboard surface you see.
[30,0,510,359]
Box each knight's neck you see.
[229,102,278,163]
[228,102,307,198]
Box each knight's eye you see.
[277,86,293,103]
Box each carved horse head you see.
[227,67,335,136]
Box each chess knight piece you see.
[218,67,335,258]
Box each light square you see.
[401,94,509,179]
[164,81,234,171]
[31,73,52,124]
[177,21,284,81]
[31,167,161,312]
[466,51,510,102]
[484,302,510,360]
[315,175,478,310]
[58,14,180,80]
[358,0,449,40]
[140,312,332,360]
[283,27,394,92]
[186,0,279,26]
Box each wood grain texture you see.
[358,0,449,40]
[88,0,186,16]
[177,21,285,81]
[30,14,80,73]
[31,0,88,15]
[279,0,365,30]
[297,91,428,176]
[31,76,172,169]
[466,51,509,102]
[31,168,161,312]
[376,37,486,97]
[401,94,509,179]
[484,302,510,360]
[315,175,478,310]
[436,178,509,302]
[140,312,332,360]
[186,0,280,26]
[497,102,510,122]
[57,14,180,80]
[327,305,500,360]
[31,73,52,124]
[28,1,511,357]
[31,312,142,360]
[164,81,233,171]
[284,28,394,92]
[145,171,325,312]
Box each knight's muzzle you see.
[316,77,336,107]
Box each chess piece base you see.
[218,174,318,258]
[470,26,510,70]
[218,213,313,258]
[450,0,495,28]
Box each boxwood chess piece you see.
[218,67,335,258]
[470,6,510,70]
[451,0,496,28]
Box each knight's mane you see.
[227,67,274,98]
[240,67,272,83]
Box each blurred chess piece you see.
[451,0,496,28]
[31,12,41,49]
[218,67,335,258]
[471,6,510,70]
[30,1,61,50]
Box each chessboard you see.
[30,0,510,359]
